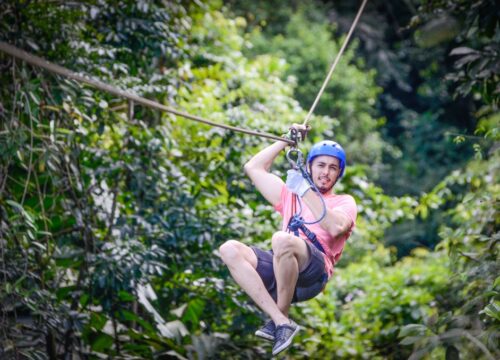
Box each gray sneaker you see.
[255,319,275,341]
[272,321,300,356]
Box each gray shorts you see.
[251,240,328,303]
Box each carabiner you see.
[286,148,304,170]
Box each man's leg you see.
[219,240,289,325]
[267,231,309,356]
[271,231,310,323]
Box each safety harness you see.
[285,131,328,254]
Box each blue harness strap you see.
[287,215,326,254]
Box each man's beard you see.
[317,183,334,194]
[310,169,336,194]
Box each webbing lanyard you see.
[287,214,326,254]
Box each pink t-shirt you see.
[274,185,357,278]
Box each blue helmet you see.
[306,140,346,178]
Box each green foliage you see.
[247,9,389,168]
[0,1,253,358]
[400,150,499,359]
[0,1,321,358]
[418,0,500,106]
[294,247,450,359]
[0,0,498,359]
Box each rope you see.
[0,41,295,145]
[286,155,328,254]
[286,159,328,254]
[302,0,368,126]
[294,166,327,226]
[286,148,327,226]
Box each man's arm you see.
[244,140,288,207]
[301,192,353,239]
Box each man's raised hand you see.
[286,169,311,197]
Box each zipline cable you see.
[302,0,368,126]
[0,41,295,145]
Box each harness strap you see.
[287,215,326,254]
[298,223,326,254]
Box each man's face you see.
[309,155,341,194]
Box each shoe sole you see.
[272,324,300,356]
[255,329,274,341]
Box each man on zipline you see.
[219,124,357,356]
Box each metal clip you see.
[286,148,304,170]
[288,127,299,147]
[289,125,311,144]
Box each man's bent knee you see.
[219,240,242,265]
[271,231,298,258]
[219,240,258,268]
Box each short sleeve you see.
[332,195,357,228]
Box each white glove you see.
[286,169,311,197]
